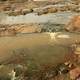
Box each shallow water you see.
[0,32,80,66]
[0,10,80,67]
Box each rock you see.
[0,24,42,36]
[0,65,15,80]
[75,7,80,13]
[2,4,11,11]
[65,15,80,32]
[15,24,42,33]
[58,6,69,12]
[73,43,80,64]
[37,9,48,15]
[8,10,21,16]
[37,7,58,15]
[56,63,69,74]
[0,29,16,36]
[22,9,33,15]
[44,69,58,79]
[47,7,58,13]
[74,45,80,55]
[69,67,80,80]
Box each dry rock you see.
[65,15,80,32]
[69,67,80,80]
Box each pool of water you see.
[0,32,80,66]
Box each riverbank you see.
[0,0,80,16]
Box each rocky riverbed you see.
[0,0,80,80]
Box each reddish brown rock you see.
[69,67,80,80]
[65,15,80,32]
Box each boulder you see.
[22,9,33,15]
[47,7,58,13]
[65,15,80,32]
[69,67,80,80]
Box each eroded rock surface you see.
[65,15,80,32]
